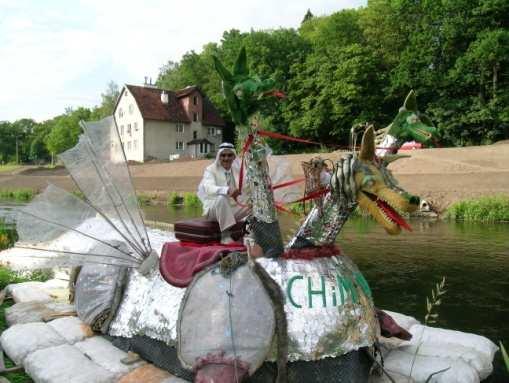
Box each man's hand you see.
[228,187,241,199]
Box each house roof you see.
[187,138,214,146]
[123,85,225,127]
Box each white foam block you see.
[75,336,144,378]
[0,322,66,364]
[48,316,92,344]
[24,344,116,383]
[6,281,52,303]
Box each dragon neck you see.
[286,192,357,249]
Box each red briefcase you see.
[174,218,245,244]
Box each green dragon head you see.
[386,90,437,145]
[355,127,421,235]
[213,47,284,127]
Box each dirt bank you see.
[1,142,508,212]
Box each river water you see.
[2,202,508,380]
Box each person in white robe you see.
[197,142,250,241]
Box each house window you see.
[127,124,132,136]
[193,96,197,105]
[133,140,138,150]
[193,112,198,122]
[193,131,197,139]
[176,123,184,133]
[118,108,124,118]
[134,122,138,131]
[129,104,134,114]
[127,141,132,151]
[124,90,128,97]
[176,141,184,150]
[200,142,208,154]
[216,129,222,136]
[120,125,124,136]
[207,127,215,136]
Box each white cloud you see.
[0,0,365,122]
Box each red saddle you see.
[174,217,245,244]
[159,242,246,287]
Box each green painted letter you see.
[287,275,303,308]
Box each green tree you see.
[44,107,92,163]
[93,81,120,119]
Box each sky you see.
[0,0,365,122]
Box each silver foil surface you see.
[258,256,378,361]
[287,192,354,248]
[110,245,378,361]
[245,141,277,223]
[178,262,275,374]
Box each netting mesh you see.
[107,334,371,382]
[12,116,150,268]
[58,117,150,255]
[247,218,284,258]
[15,184,141,267]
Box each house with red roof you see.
[113,83,225,162]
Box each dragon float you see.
[5,49,450,383]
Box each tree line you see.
[157,0,508,151]
[1,0,508,163]
[0,82,119,164]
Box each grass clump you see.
[445,195,509,222]
[166,192,202,208]
[0,219,18,250]
[137,193,157,206]
[0,188,35,202]
[167,191,184,206]
[0,164,21,173]
[183,192,202,208]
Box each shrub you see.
[0,219,17,250]
[183,192,202,208]
[137,193,154,206]
[167,191,184,206]
[0,188,35,202]
[445,195,509,222]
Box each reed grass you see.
[167,191,183,206]
[0,218,18,250]
[445,195,509,222]
[183,192,202,208]
[0,188,35,202]
[166,192,202,209]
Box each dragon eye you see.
[362,176,375,188]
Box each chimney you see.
[161,91,169,104]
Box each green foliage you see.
[137,193,156,206]
[445,195,509,222]
[0,266,52,291]
[183,192,202,208]
[500,342,509,372]
[424,277,447,325]
[0,188,35,202]
[167,191,184,206]
[0,219,18,250]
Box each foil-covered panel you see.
[258,256,378,361]
[246,142,277,223]
[287,193,354,248]
[110,251,378,362]
[178,263,275,374]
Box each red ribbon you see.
[238,133,255,193]
[272,177,305,190]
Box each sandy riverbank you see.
[1,142,508,212]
